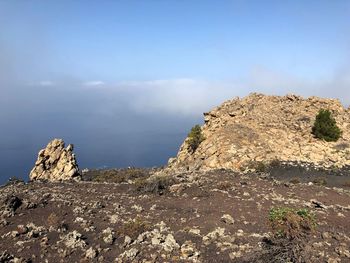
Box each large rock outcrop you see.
[30,139,80,181]
[169,93,350,172]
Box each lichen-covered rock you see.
[118,248,139,261]
[85,247,98,259]
[29,139,80,181]
[180,240,200,261]
[102,227,115,245]
[169,93,350,172]
[221,214,235,225]
[59,230,86,249]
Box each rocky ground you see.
[1,169,350,262]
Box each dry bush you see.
[216,181,234,191]
[289,178,301,184]
[118,217,151,240]
[240,207,316,263]
[269,159,282,168]
[333,142,349,151]
[134,175,175,195]
[47,212,60,227]
[342,180,350,187]
[269,207,316,240]
[312,177,327,186]
[241,237,313,263]
[247,161,268,173]
[92,168,149,183]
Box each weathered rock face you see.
[30,139,80,181]
[169,93,350,172]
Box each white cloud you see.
[19,66,350,119]
[109,67,350,116]
[245,66,350,106]
[84,81,105,87]
[115,78,240,115]
[25,80,55,87]
[38,80,54,86]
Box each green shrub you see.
[312,109,342,142]
[269,207,316,239]
[187,125,205,153]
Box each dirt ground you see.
[1,169,350,262]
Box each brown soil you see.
[1,169,350,262]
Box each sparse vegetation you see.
[5,177,25,187]
[247,161,268,173]
[47,213,60,227]
[342,180,350,187]
[245,207,317,262]
[289,178,301,184]
[216,181,234,191]
[134,175,175,195]
[247,159,283,173]
[312,109,342,142]
[187,125,205,153]
[118,217,151,240]
[255,161,268,173]
[269,159,282,168]
[90,168,150,183]
[266,207,317,262]
[312,177,327,186]
[269,207,316,239]
[333,142,350,151]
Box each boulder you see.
[30,139,80,181]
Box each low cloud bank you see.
[61,67,349,117]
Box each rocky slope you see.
[1,169,350,262]
[169,93,350,172]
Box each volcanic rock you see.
[29,139,80,181]
[169,93,350,172]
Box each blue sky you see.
[1,0,350,82]
[0,1,350,182]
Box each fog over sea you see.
[0,86,203,184]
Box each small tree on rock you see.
[187,125,205,153]
[312,109,342,142]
